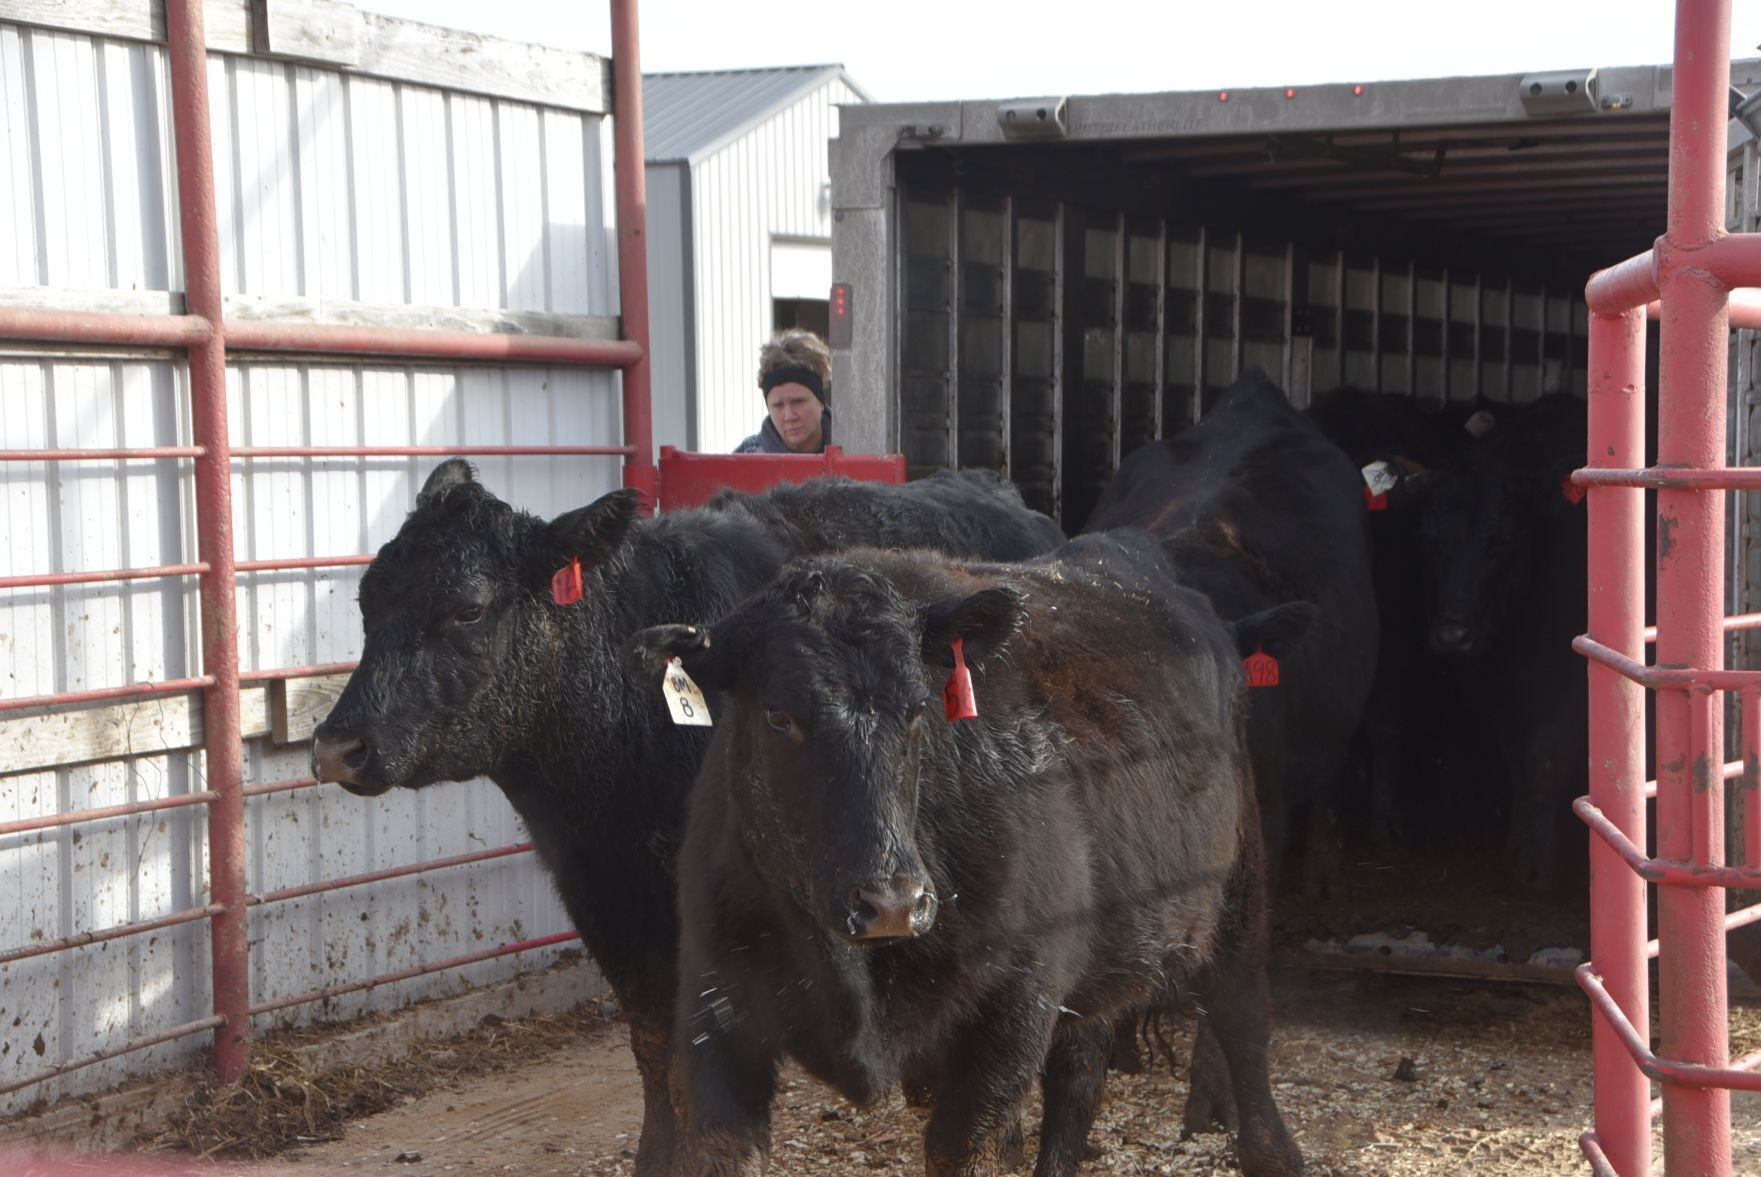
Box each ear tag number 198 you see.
[663,657,713,727]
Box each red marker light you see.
[1285,88,1296,99]
[1353,84,1365,96]
[1218,91,1229,102]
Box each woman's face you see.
[766,382,825,452]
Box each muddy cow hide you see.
[307,462,1064,1177]
[635,531,1303,1177]
[1417,392,1588,889]
[1084,370,1379,895]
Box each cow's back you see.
[717,469,1066,560]
[1084,372,1378,824]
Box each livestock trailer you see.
[826,58,1761,965]
[828,58,1761,529]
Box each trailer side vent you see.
[997,97,1069,140]
[1518,68,1600,116]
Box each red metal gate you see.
[0,0,654,1096]
[1577,1,1761,1173]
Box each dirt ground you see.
[24,966,1754,1177]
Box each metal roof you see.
[847,58,1761,282]
[643,65,870,164]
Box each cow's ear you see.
[919,587,1027,667]
[547,488,642,567]
[1226,600,1320,662]
[418,459,477,506]
[626,623,727,691]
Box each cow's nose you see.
[312,730,369,785]
[848,880,937,940]
[1430,621,1476,656]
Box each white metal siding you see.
[1,17,619,1110]
[690,78,861,452]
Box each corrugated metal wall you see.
[690,76,863,452]
[1,18,619,1110]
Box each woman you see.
[735,328,831,454]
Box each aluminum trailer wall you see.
[0,2,629,1111]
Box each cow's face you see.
[311,461,638,795]
[639,561,1023,945]
[1418,457,1546,658]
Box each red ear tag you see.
[1243,645,1280,688]
[551,557,584,605]
[1561,475,1586,505]
[1363,485,1389,512]
[943,638,978,721]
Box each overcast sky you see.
[351,0,1761,104]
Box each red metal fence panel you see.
[1579,2,1760,1173]
[0,0,653,1099]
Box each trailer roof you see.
[844,59,1761,274]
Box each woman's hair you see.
[757,328,831,391]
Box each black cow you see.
[1417,392,1588,889]
[308,462,1065,1176]
[1085,370,1379,896]
[1306,387,1478,852]
[636,532,1303,1177]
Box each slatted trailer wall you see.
[832,65,1761,528]
[894,169,1586,524]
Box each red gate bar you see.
[0,907,227,968]
[0,676,214,713]
[0,792,219,838]
[248,932,581,1018]
[1583,300,1649,1177]
[0,447,205,460]
[247,843,537,907]
[0,1017,227,1100]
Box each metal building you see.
[0,0,636,1111]
[643,65,868,453]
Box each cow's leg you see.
[1031,1017,1113,1177]
[1190,919,1302,1177]
[923,1001,1056,1177]
[1180,1017,1235,1136]
[628,1009,686,1177]
[1504,720,1572,891]
[678,1011,778,1177]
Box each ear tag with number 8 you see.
[662,657,713,726]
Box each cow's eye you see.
[455,603,485,625]
[764,709,794,734]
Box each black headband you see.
[760,365,826,404]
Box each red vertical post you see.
[164,0,249,1081]
[1653,1,1733,1172]
[1586,304,1651,1176]
[610,0,657,510]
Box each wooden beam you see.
[0,674,349,776]
[250,0,362,67]
[1,0,610,115]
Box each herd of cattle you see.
[308,371,1589,1177]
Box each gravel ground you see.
[23,966,1743,1177]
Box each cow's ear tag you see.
[1360,461,1396,512]
[1561,475,1587,505]
[551,557,584,605]
[1464,409,1497,438]
[662,657,712,727]
[943,638,978,721]
[1243,645,1280,688]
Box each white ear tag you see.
[662,657,713,726]
[1360,460,1399,497]
[1464,409,1496,438]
